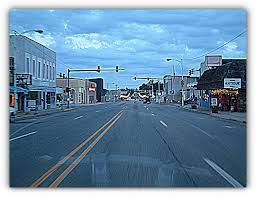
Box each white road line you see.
[10,112,67,137]
[224,126,234,129]
[146,108,149,110]
[96,111,100,112]
[74,116,83,120]
[152,113,155,116]
[203,158,243,188]
[160,120,168,127]
[10,131,37,142]
[190,124,214,139]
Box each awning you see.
[9,86,29,94]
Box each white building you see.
[9,35,56,112]
[163,75,199,103]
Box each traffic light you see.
[189,70,192,75]
[66,87,71,92]
[97,65,100,73]
[116,65,119,72]
[134,77,137,80]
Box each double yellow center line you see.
[31,110,124,188]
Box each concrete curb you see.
[14,108,75,121]
[173,105,246,124]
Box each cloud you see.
[9,9,247,89]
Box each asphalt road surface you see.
[9,101,246,187]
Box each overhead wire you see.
[182,29,247,61]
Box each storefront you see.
[197,59,246,112]
[211,89,239,112]
[9,86,29,112]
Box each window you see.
[53,66,55,81]
[38,62,41,78]
[50,66,52,80]
[46,65,49,79]
[33,60,36,77]
[43,63,45,79]
[26,58,30,73]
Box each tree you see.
[139,83,150,91]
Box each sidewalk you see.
[166,103,246,123]
[15,108,74,121]
[69,102,105,107]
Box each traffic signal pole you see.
[67,69,70,108]
[66,66,124,108]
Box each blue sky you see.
[9,9,247,89]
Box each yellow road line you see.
[31,110,123,187]
[49,111,124,187]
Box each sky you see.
[9,9,247,89]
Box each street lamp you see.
[166,58,184,107]
[11,29,44,115]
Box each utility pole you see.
[166,58,184,107]
[115,84,118,102]
[67,69,70,108]
[158,81,161,104]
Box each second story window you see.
[50,66,52,80]
[43,63,45,79]
[46,65,49,80]
[26,58,30,73]
[53,66,55,81]
[33,60,36,77]
[38,62,41,78]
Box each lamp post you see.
[166,58,184,107]
[11,29,43,115]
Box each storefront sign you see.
[224,78,241,89]
[27,100,36,110]
[205,55,222,67]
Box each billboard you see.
[205,55,222,67]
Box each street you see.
[9,101,246,187]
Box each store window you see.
[9,93,14,107]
